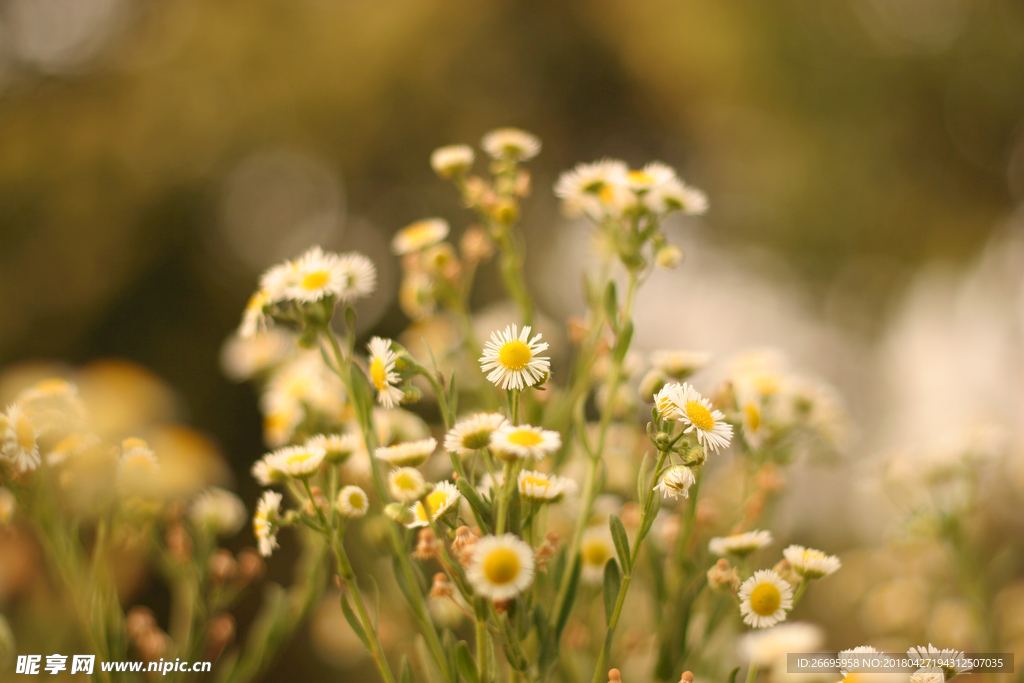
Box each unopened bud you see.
[208,549,238,584]
[237,548,266,582]
[205,613,236,662]
[165,525,192,563]
[655,244,684,269]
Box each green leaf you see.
[344,305,357,332]
[448,370,458,421]
[507,485,521,535]
[613,320,634,363]
[400,655,415,683]
[639,486,662,541]
[637,451,650,506]
[728,667,741,683]
[499,613,529,672]
[609,514,631,575]
[349,363,375,425]
[555,555,582,639]
[604,280,619,332]
[367,574,381,628]
[455,641,480,683]
[443,629,457,683]
[340,594,370,649]
[602,559,622,626]
[454,477,494,533]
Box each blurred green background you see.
[0,0,1022,675]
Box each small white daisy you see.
[286,246,347,302]
[783,545,841,580]
[739,569,794,628]
[306,433,362,464]
[1,404,41,474]
[117,438,160,494]
[431,144,475,178]
[490,424,561,462]
[479,325,550,391]
[673,383,733,453]
[467,533,536,600]
[259,261,297,303]
[335,252,377,302]
[407,481,461,528]
[190,488,246,536]
[392,218,450,255]
[739,622,824,667]
[580,527,615,584]
[388,467,428,503]
[367,337,404,409]
[838,646,880,677]
[649,179,708,215]
[709,530,773,557]
[444,412,508,455]
[627,162,676,194]
[554,159,629,218]
[337,485,369,518]
[517,470,578,503]
[265,444,327,479]
[481,128,541,161]
[254,490,283,557]
[221,329,294,381]
[655,465,697,500]
[251,458,280,486]
[908,645,969,679]
[654,383,685,420]
[650,351,711,380]
[375,438,437,467]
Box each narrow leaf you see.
[604,280,619,332]
[455,641,480,683]
[455,477,494,533]
[555,555,582,638]
[728,667,741,683]
[602,559,622,626]
[499,614,529,672]
[613,320,634,363]
[340,594,370,648]
[609,514,631,575]
[400,655,415,683]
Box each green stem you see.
[495,460,515,534]
[791,578,809,607]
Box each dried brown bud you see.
[707,558,741,594]
[608,669,622,682]
[413,528,440,561]
[534,532,560,572]
[208,549,237,584]
[460,226,494,262]
[165,525,192,563]
[452,526,479,564]
[205,613,236,662]
[680,671,695,683]
[429,572,454,599]
[493,598,513,614]
[237,548,265,582]
[137,628,171,662]
[773,559,801,587]
[126,606,155,642]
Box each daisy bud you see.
[385,502,414,525]
[655,243,684,269]
[493,599,513,613]
[205,613,236,662]
[429,572,453,599]
[608,669,622,683]
[460,226,494,263]
[208,549,238,584]
[680,672,695,683]
[773,559,801,587]
[413,528,440,561]
[452,525,478,563]
[237,548,266,583]
[126,607,156,642]
[707,558,741,594]
[166,524,192,563]
[534,531,560,572]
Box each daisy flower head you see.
[554,158,628,218]
[481,128,541,162]
[408,481,460,528]
[838,646,880,679]
[375,438,437,467]
[709,530,773,557]
[654,382,685,420]
[479,325,550,390]
[650,350,711,381]
[654,179,708,215]
[655,465,697,500]
[674,383,733,453]
[908,645,969,679]
[306,433,362,464]
[254,490,283,557]
[251,458,281,486]
[444,412,508,455]
[739,622,823,667]
[367,337,404,408]
[783,545,841,580]
[392,218,450,256]
[467,533,535,601]
[189,488,247,536]
[738,569,794,628]
[117,437,160,493]
[627,161,677,194]
[517,470,578,504]
[431,145,475,178]
[265,444,327,480]
[337,485,369,518]
[259,261,298,304]
[490,424,561,462]
[286,246,347,302]
[335,252,377,302]
[580,527,615,584]
[1,403,41,474]
[388,467,428,503]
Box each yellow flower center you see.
[400,222,440,248]
[507,429,542,447]
[347,492,365,509]
[246,290,268,312]
[370,358,388,390]
[750,582,782,616]
[627,170,655,187]
[753,374,780,395]
[521,475,550,489]
[599,185,615,205]
[394,471,418,490]
[744,403,761,431]
[15,417,35,451]
[416,489,450,521]
[286,452,313,467]
[685,401,715,431]
[301,270,331,291]
[498,340,532,370]
[482,547,521,584]
[581,539,610,567]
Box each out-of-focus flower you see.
[783,545,841,580]
[337,486,369,518]
[650,351,711,381]
[264,444,326,479]
[480,325,550,391]
[367,337,403,409]
[392,219,450,255]
[672,383,733,453]
[444,412,507,455]
[580,527,615,584]
[287,246,350,303]
[306,433,362,464]
[655,465,697,500]
[117,437,160,496]
[239,290,271,340]
[481,128,540,162]
[407,481,460,528]
[375,438,436,467]
[431,145,475,178]
[739,622,823,667]
[190,488,246,537]
[1,404,41,474]
[466,533,535,600]
[517,470,578,503]
[707,558,741,593]
[709,530,773,557]
[490,424,561,462]
[388,467,427,503]
[554,159,628,219]
[739,569,794,628]
[254,490,282,557]
[220,330,294,382]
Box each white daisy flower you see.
[254,490,282,557]
[388,467,428,503]
[259,261,298,303]
[265,444,327,479]
[783,545,841,580]
[626,161,676,193]
[654,383,686,420]
[554,159,628,218]
[739,569,794,628]
[481,128,541,161]
[0,487,16,525]
[709,530,773,557]
[221,329,294,381]
[490,424,561,462]
[286,246,348,302]
[251,458,281,486]
[650,350,711,380]
[673,383,733,453]
[335,252,377,302]
[517,470,578,503]
[337,485,369,518]
[392,218,450,255]
[580,527,615,584]
[367,337,404,409]
[262,402,303,448]
[908,645,969,679]
[431,144,475,178]
[375,438,437,467]
[739,622,823,667]
[444,412,508,455]
[407,481,461,528]
[650,179,708,215]
[306,433,362,464]
[838,646,880,678]
[655,465,697,500]
[239,290,272,339]
[117,438,160,494]
[479,325,550,390]
[467,533,536,600]
[190,488,246,536]
[1,404,41,474]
